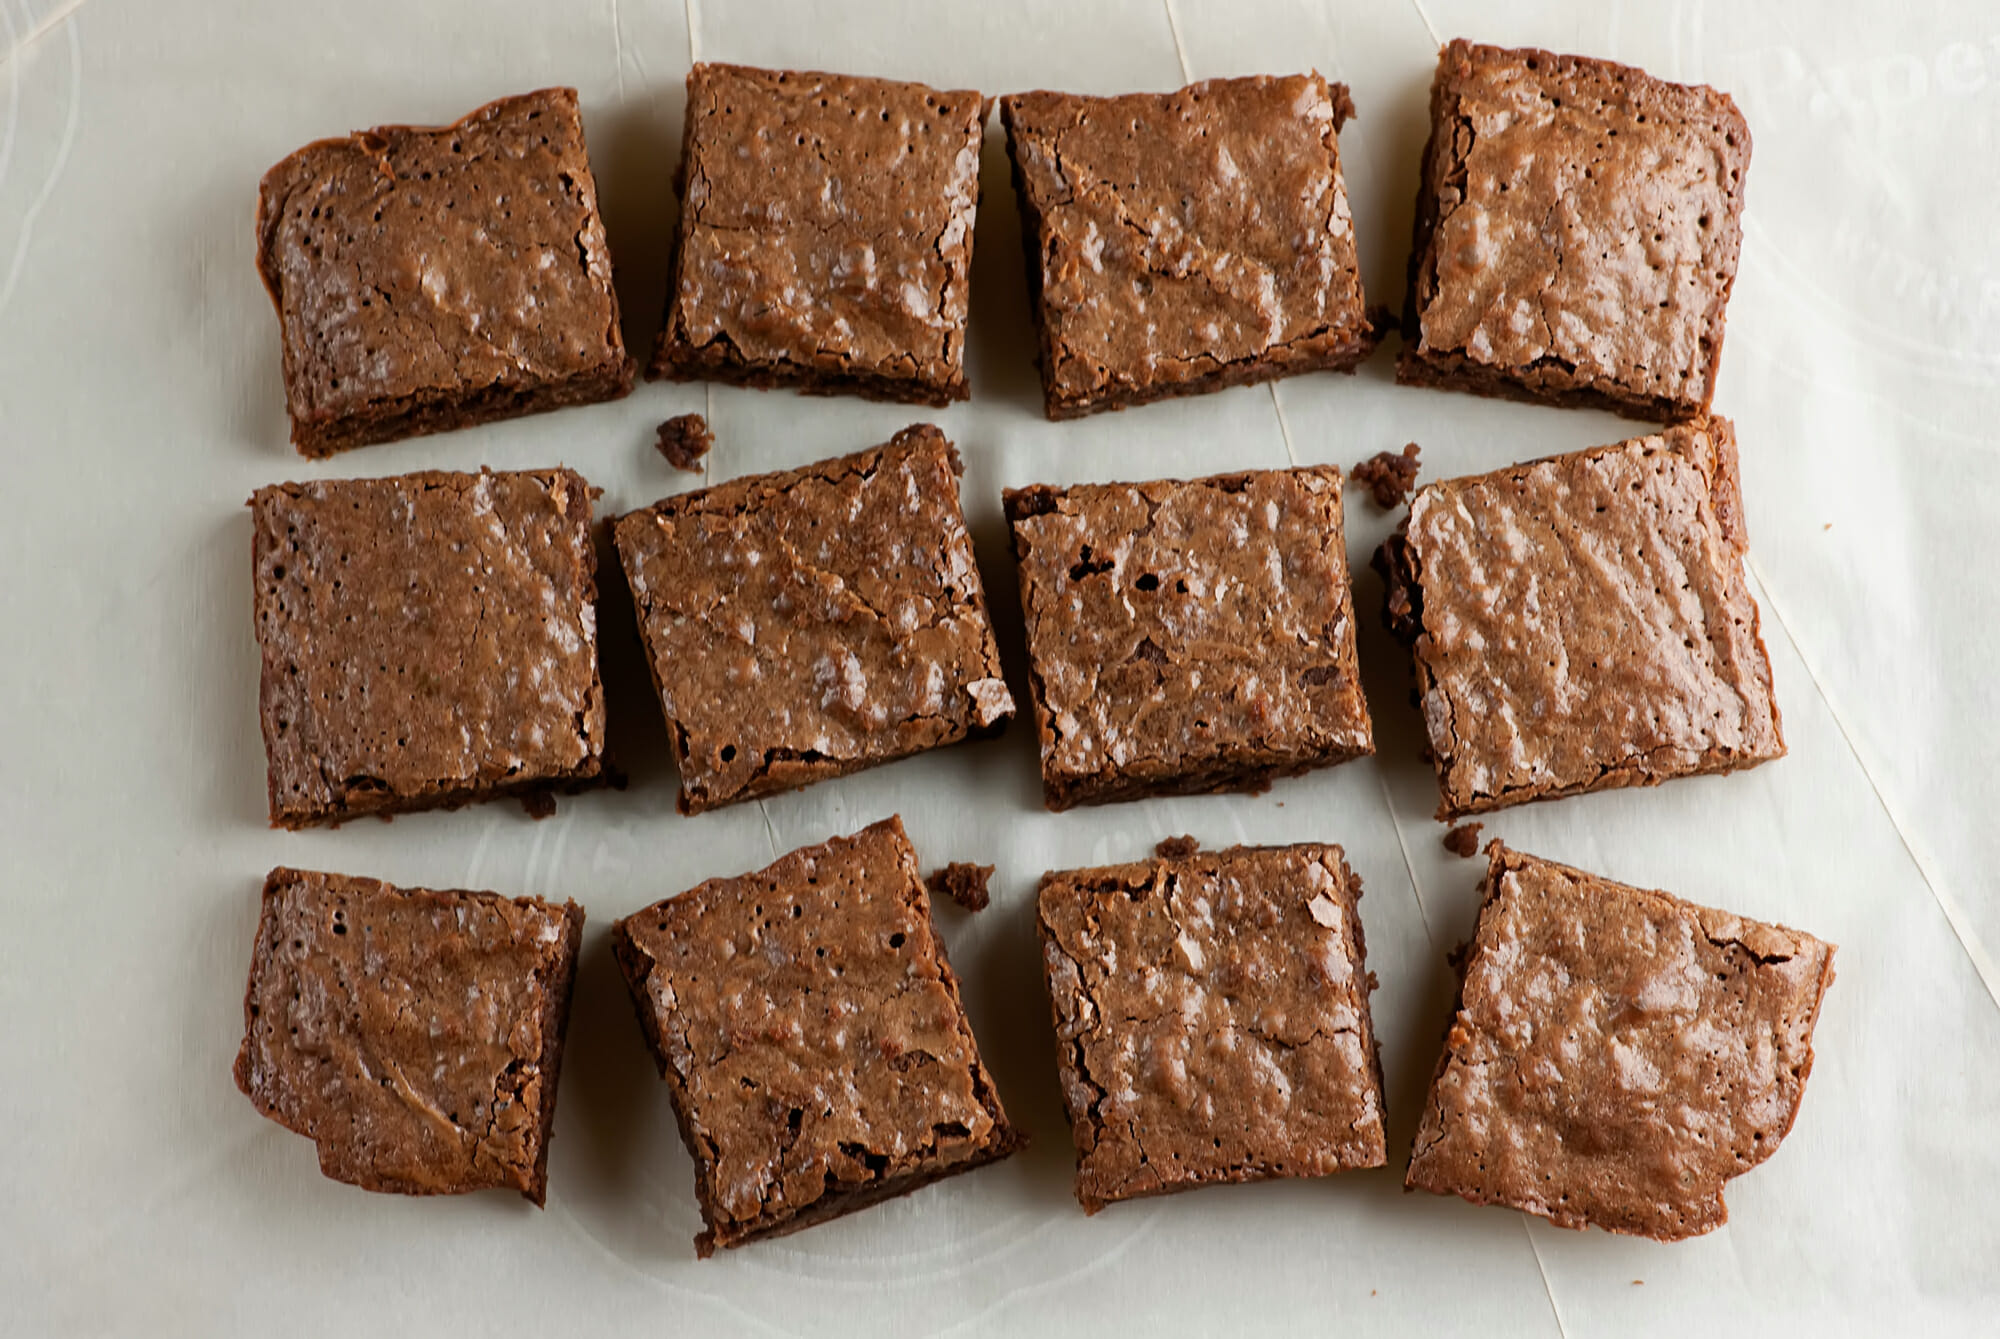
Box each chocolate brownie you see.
[1398,41,1751,422]
[1375,418,1780,820]
[611,817,1023,1256]
[234,867,584,1204]
[256,88,633,457]
[926,862,993,913]
[999,74,1380,420]
[1038,840,1385,1211]
[1407,844,1835,1239]
[250,468,606,828]
[613,425,1013,814]
[654,413,714,472]
[1005,466,1373,810]
[651,64,984,406]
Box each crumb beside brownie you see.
[926,862,994,913]
[1000,74,1380,420]
[1407,844,1835,1238]
[1350,443,1422,509]
[652,64,985,406]
[1038,840,1386,1211]
[1398,40,1751,422]
[249,468,607,828]
[613,424,1013,815]
[234,867,584,1204]
[256,88,633,457]
[1005,465,1373,810]
[654,413,714,472]
[1441,822,1483,858]
[1374,417,1780,819]
[611,817,1023,1256]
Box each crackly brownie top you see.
[1039,842,1384,1206]
[1408,845,1834,1239]
[257,88,625,426]
[613,425,1012,811]
[614,818,1011,1239]
[1410,40,1749,408]
[234,867,582,1197]
[1001,74,1368,405]
[1402,420,1778,812]
[665,64,984,389]
[251,469,604,822]
[1006,466,1371,789]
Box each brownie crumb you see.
[1351,443,1422,510]
[927,862,995,912]
[654,413,714,472]
[521,790,557,821]
[1153,835,1201,860]
[1441,822,1483,858]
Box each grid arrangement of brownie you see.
[229,41,1838,1257]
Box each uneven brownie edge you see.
[612,425,1014,815]
[250,469,609,829]
[1404,844,1836,1239]
[999,78,1382,422]
[609,820,1023,1256]
[1037,844,1386,1211]
[255,89,634,458]
[1371,420,1780,821]
[1002,471,1374,811]
[233,869,586,1204]
[648,65,982,407]
[1396,41,1750,424]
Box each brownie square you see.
[1004,466,1373,810]
[234,867,585,1204]
[250,468,606,828]
[1038,839,1386,1212]
[651,64,985,406]
[256,88,634,457]
[1375,418,1781,819]
[611,816,1023,1256]
[613,425,1014,814]
[999,74,1380,420]
[1407,844,1835,1239]
[1398,40,1751,422]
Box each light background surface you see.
[4,1,1998,1334]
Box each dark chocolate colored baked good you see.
[234,867,584,1204]
[1398,40,1750,421]
[1407,844,1835,1239]
[256,88,633,457]
[611,817,1023,1256]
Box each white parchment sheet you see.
[4,1,1998,1334]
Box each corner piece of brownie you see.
[1407,844,1835,1239]
[651,64,985,406]
[1398,40,1751,422]
[1000,73,1380,419]
[256,88,634,457]
[1374,417,1779,820]
[611,816,1023,1256]
[1005,465,1373,809]
[235,867,585,1204]
[1038,841,1385,1211]
[249,467,607,828]
[613,424,1014,814]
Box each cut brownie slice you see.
[256,88,633,457]
[1000,74,1380,419]
[1375,418,1780,819]
[613,425,1014,814]
[234,867,584,1204]
[611,816,1023,1256]
[1038,839,1385,1211]
[1398,40,1751,421]
[651,64,985,406]
[1005,466,1372,810]
[250,468,606,828]
[1407,844,1835,1239]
